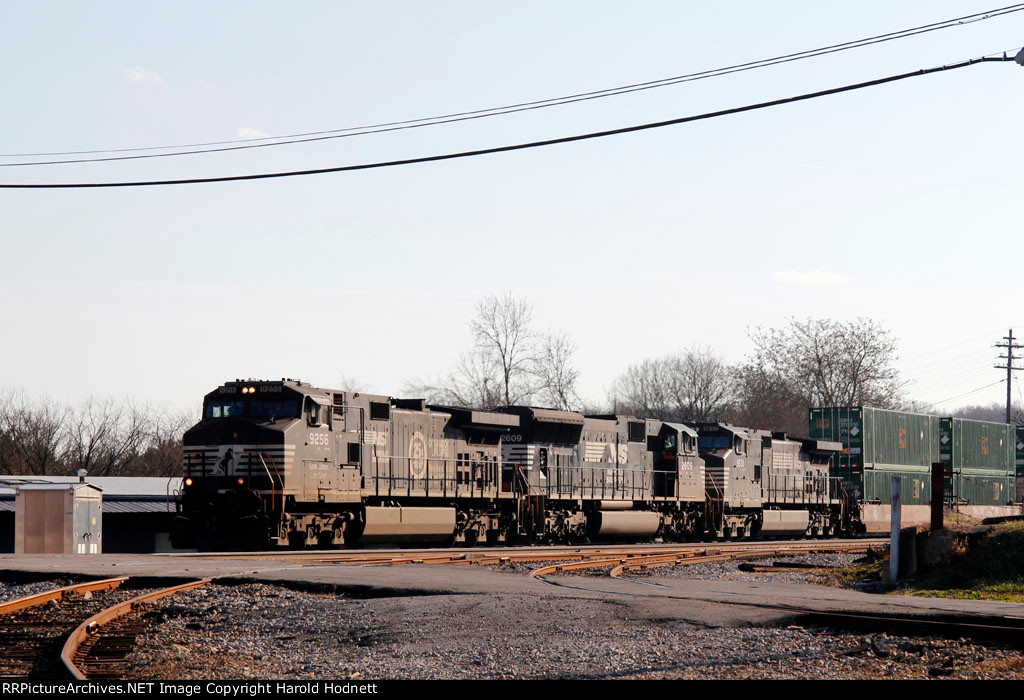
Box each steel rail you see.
[61,579,210,681]
[312,546,700,566]
[175,539,889,567]
[524,542,880,579]
[609,543,877,577]
[0,577,129,615]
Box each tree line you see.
[3,293,1001,477]
[0,392,191,478]
[408,294,908,436]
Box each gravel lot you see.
[122,580,1024,680]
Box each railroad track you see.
[176,538,890,568]
[0,577,129,679]
[302,539,1024,648]
[0,577,208,681]
[62,579,209,680]
[526,542,1024,647]
[528,541,879,578]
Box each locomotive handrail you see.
[258,452,282,515]
[359,455,692,508]
[165,460,180,513]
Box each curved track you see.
[0,577,208,681]
[61,579,210,680]
[0,577,129,679]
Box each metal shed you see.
[15,482,102,554]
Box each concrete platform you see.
[2,552,1023,633]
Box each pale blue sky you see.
[2,2,1023,414]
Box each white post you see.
[890,476,902,584]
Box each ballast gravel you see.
[121,580,1024,680]
[0,579,77,603]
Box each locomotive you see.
[172,378,851,550]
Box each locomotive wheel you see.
[287,530,306,550]
[241,519,269,551]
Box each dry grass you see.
[822,522,1024,602]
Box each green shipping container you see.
[939,417,1014,476]
[811,408,1017,507]
[956,473,1014,507]
[1014,427,1024,504]
[1015,427,1024,478]
[810,406,940,505]
[938,417,1014,506]
[810,407,939,469]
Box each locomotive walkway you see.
[2,546,1023,634]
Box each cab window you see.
[305,398,331,426]
[205,401,243,418]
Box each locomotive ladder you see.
[514,464,545,536]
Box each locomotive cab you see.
[648,422,704,502]
[691,423,764,509]
[175,379,337,550]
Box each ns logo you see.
[409,431,428,479]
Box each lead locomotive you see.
[173,378,849,549]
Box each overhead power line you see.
[917,379,1007,411]
[1,54,1016,189]
[3,4,1024,166]
[900,326,1008,363]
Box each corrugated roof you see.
[0,476,181,499]
[0,500,174,513]
[16,483,103,493]
[102,501,177,514]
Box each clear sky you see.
[2,2,1023,415]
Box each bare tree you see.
[609,357,678,420]
[610,346,733,421]
[336,375,364,393]
[535,330,582,411]
[63,398,150,476]
[678,346,733,421]
[140,407,194,477]
[0,391,199,477]
[446,351,506,409]
[413,295,585,411]
[746,318,904,409]
[731,362,807,435]
[733,317,905,434]
[0,390,65,475]
[459,293,538,407]
[400,377,459,406]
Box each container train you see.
[810,406,1021,532]
[171,379,852,550]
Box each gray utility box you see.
[15,483,103,554]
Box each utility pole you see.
[995,329,1023,423]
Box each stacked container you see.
[809,406,940,505]
[1016,427,1024,503]
[939,418,1015,506]
[810,407,1017,507]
